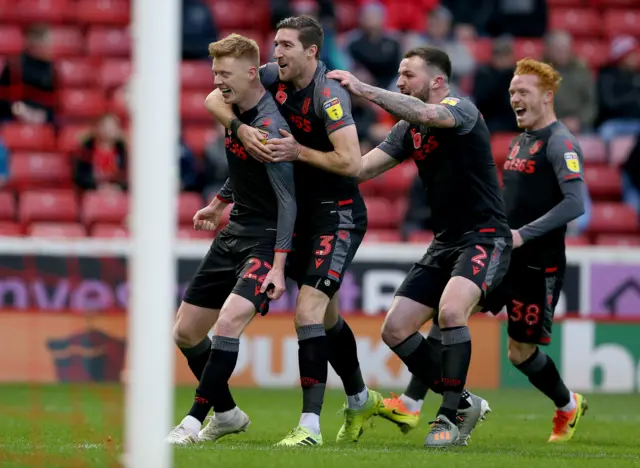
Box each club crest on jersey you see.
[302,97,311,115]
[323,97,343,121]
[564,152,580,173]
[276,83,287,105]
[411,129,422,149]
[440,97,459,106]
[508,143,520,160]
[529,140,543,154]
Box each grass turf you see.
[0,385,638,467]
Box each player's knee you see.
[213,306,253,339]
[295,285,330,327]
[381,314,410,347]
[438,302,466,328]
[172,322,201,348]
[508,340,536,365]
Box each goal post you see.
[125,0,181,466]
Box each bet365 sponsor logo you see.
[562,320,640,393]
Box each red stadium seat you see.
[211,0,269,30]
[0,221,22,236]
[181,61,215,89]
[56,59,98,88]
[583,165,622,200]
[491,132,519,167]
[91,223,129,238]
[549,8,601,37]
[591,0,639,5]
[81,190,129,226]
[100,59,131,90]
[565,235,590,246]
[178,225,216,240]
[364,197,396,229]
[547,0,584,5]
[610,135,636,166]
[14,0,73,23]
[19,190,78,225]
[514,39,544,60]
[576,135,606,163]
[178,192,204,225]
[58,89,107,119]
[87,27,131,57]
[8,152,71,189]
[408,230,434,244]
[0,26,24,55]
[2,123,56,151]
[603,10,640,38]
[573,39,608,69]
[58,124,92,153]
[468,38,493,64]
[76,0,130,26]
[0,192,16,221]
[376,162,417,198]
[363,229,402,243]
[50,27,84,58]
[358,179,378,197]
[181,90,212,122]
[589,202,638,234]
[28,222,87,238]
[182,126,219,157]
[595,234,640,247]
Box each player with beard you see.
[205,16,382,447]
[327,47,511,448]
[482,58,588,442]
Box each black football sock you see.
[326,315,366,397]
[188,336,239,423]
[439,326,472,422]
[404,374,429,402]
[179,336,211,380]
[516,347,571,408]
[298,325,328,416]
[390,333,437,391]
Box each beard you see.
[413,85,430,103]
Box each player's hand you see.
[260,267,286,300]
[265,129,300,162]
[238,124,272,162]
[193,204,224,231]
[511,229,524,248]
[326,70,366,97]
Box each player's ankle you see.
[299,413,321,435]
[181,415,202,434]
[557,393,576,413]
[399,394,423,413]
[214,406,239,423]
[347,387,369,409]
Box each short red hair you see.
[514,58,562,93]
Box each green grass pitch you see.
[1,385,639,467]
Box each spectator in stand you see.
[202,133,229,201]
[621,133,640,216]
[404,6,476,88]
[440,0,493,36]
[346,2,402,90]
[543,30,596,135]
[486,0,547,38]
[179,137,201,194]
[0,24,56,124]
[597,36,640,144]
[181,0,217,60]
[73,114,128,192]
[0,138,7,187]
[472,36,519,133]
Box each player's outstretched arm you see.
[357,148,401,183]
[204,90,271,160]
[263,161,296,299]
[516,135,586,245]
[327,70,456,128]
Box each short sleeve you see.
[314,77,356,135]
[546,132,584,185]
[259,63,279,89]
[377,121,411,161]
[440,97,478,135]
[253,107,291,141]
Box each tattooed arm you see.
[326,70,456,128]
